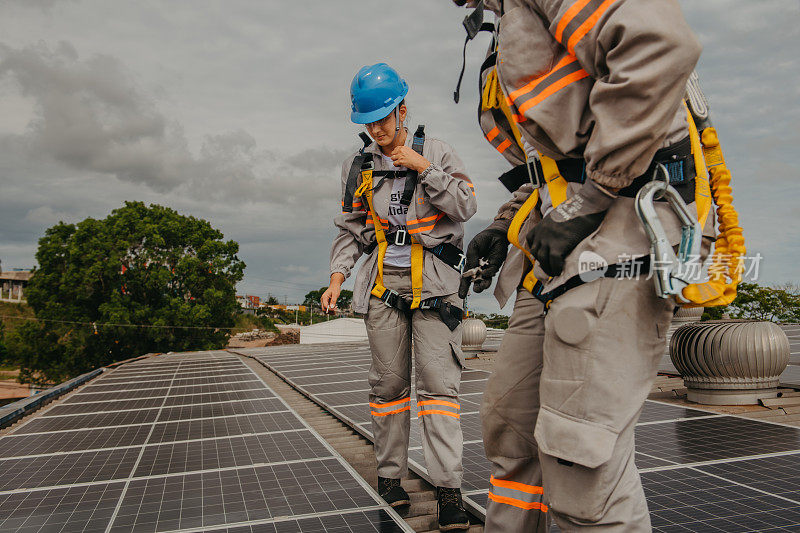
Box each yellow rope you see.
[680,125,746,307]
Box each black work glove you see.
[458,219,510,299]
[526,179,617,277]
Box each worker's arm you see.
[394,140,477,222]
[539,0,701,189]
[494,182,537,222]
[330,157,370,280]
[458,183,537,298]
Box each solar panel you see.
[14,409,160,434]
[46,398,166,415]
[108,459,382,532]
[642,467,800,532]
[0,352,411,532]
[637,402,717,424]
[0,447,140,492]
[635,416,800,465]
[202,509,408,533]
[161,389,270,407]
[156,398,288,422]
[134,431,333,477]
[292,371,368,386]
[0,482,125,532]
[0,425,153,458]
[244,341,800,529]
[147,412,307,445]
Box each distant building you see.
[1,270,32,303]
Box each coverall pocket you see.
[535,407,619,521]
[449,340,465,369]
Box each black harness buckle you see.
[393,229,408,246]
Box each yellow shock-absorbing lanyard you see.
[355,166,425,309]
[680,106,746,307]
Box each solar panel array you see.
[241,342,800,532]
[0,351,412,533]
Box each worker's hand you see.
[526,179,617,277]
[390,146,431,173]
[458,220,511,299]
[321,273,345,313]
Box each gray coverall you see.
[330,132,477,487]
[468,1,711,530]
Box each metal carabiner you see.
[635,164,702,302]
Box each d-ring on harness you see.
[635,164,702,302]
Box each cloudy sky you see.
[1,0,798,313]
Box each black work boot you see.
[437,487,470,531]
[378,477,410,507]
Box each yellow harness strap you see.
[680,109,746,307]
[507,190,540,293]
[483,66,570,292]
[356,165,425,309]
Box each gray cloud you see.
[0,0,798,314]
[0,40,347,209]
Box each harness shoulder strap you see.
[400,125,425,207]
[342,133,373,212]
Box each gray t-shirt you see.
[380,154,411,268]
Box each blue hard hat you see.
[350,63,409,124]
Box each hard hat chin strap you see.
[390,106,403,145]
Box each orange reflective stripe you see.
[408,224,435,234]
[554,0,593,43]
[418,409,460,419]
[485,126,500,142]
[417,400,460,409]
[369,397,411,409]
[371,405,411,417]
[496,139,512,154]
[488,492,548,512]
[407,214,441,225]
[508,56,577,102]
[566,0,619,55]
[517,69,589,115]
[366,218,389,228]
[408,213,445,234]
[490,476,544,495]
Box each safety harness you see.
[352,128,466,331]
[480,52,743,309]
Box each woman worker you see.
[321,63,477,531]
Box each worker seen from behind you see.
[321,63,478,531]
[452,0,725,531]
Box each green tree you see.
[0,321,7,365]
[701,282,800,323]
[5,201,245,385]
[304,286,353,310]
